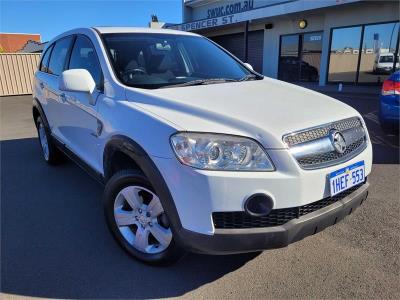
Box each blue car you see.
[379,71,400,133]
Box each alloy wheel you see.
[113,185,172,254]
[38,122,50,161]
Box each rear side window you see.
[48,36,73,76]
[68,35,103,89]
[39,44,53,72]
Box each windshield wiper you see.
[160,78,237,88]
[238,74,260,81]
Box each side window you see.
[48,36,73,76]
[39,44,53,72]
[68,35,103,89]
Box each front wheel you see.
[103,169,185,265]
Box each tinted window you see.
[102,33,253,89]
[380,55,394,63]
[48,36,73,76]
[68,35,103,88]
[40,44,53,72]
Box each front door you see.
[279,32,323,82]
[57,35,104,173]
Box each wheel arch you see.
[33,97,50,130]
[103,135,184,237]
[103,135,147,181]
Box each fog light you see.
[245,194,274,217]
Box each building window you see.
[358,22,399,83]
[328,26,362,83]
[328,21,399,84]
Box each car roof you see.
[43,27,200,53]
[93,27,198,36]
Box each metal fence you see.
[0,53,41,96]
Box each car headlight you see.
[170,132,275,171]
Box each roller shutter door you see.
[211,33,244,62]
[210,30,264,73]
[247,30,264,73]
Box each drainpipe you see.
[244,20,249,62]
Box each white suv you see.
[373,53,399,74]
[33,27,372,265]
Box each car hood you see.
[125,77,360,149]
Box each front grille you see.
[212,183,364,229]
[283,117,367,169]
[284,118,362,147]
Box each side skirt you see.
[51,135,105,186]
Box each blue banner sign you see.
[177,15,236,31]
[207,0,254,18]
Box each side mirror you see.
[244,63,253,71]
[59,69,96,94]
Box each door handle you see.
[60,93,67,102]
[39,82,45,89]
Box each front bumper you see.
[153,143,372,234]
[177,182,369,254]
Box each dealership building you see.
[167,0,399,86]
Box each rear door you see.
[34,43,54,122]
[58,35,104,172]
[44,36,74,138]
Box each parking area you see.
[1,94,399,299]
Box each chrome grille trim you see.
[283,117,367,169]
[283,117,362,147]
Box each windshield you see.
[102,33,258,89]
[379,55,394,63]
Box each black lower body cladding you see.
[176,182,369,255]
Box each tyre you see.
[35,116,64,164]
[103,169,185,265]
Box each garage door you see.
[210,30,264,73]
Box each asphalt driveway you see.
[1,94,399,299]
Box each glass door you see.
[279,32,323,82]
[279,34,300,82]
[300,32,323,82]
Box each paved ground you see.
[1,94,399,299]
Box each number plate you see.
[329,161,365,196]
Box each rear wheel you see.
[36,116,64,164]
[103,169,185,265]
